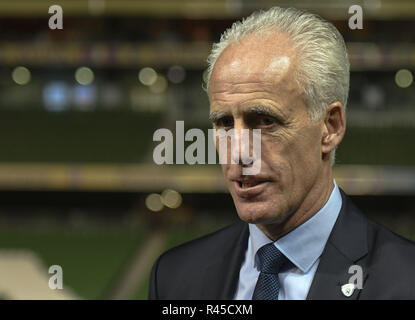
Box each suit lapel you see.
[198,189,370,300]
[201,222,249,299]
[307,189,369,300]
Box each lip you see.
[233,180,270,199]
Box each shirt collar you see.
[248,180,342,273]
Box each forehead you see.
[209,32,298,93]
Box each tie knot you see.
[256,243,288,274]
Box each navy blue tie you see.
[252,243,288,300]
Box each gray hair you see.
[204,7,350,164]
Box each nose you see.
[230,124,253,166]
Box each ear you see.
[321,101,346,161]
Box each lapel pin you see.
[341,283,355,297]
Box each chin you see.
[234,200,285,225]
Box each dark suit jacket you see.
[148,190,415,299]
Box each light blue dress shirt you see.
[234,180,342,300]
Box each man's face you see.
[209,33,326,228]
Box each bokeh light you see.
[138,67,157,86]
[167,65,186,84]
[145,193,164,212]
[395,69,413,88]
[149,75,168,94]
[72,85,97,111]
[161,189,182,209]
[11,66,31,85]
[101,84,121,109]
[43,82,71,112]
[362,84,384,109]
[75,67,94,85]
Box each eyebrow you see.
[209,105,286,123]
[246,105,280,118]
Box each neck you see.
[258,168,335,241]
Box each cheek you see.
[296,126,323,161]
[285,128,323,190]
[221,163,229,176]
[221,163,235,185]
[260,132,291,170]
[261,126,322,176]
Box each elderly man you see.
[148,7,415,299]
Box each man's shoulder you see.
[157,220,247,266]
[359,216,415,298]
[340,190,415,260]
[149,220,248,299]
[366,216,415,262]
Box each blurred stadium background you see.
[0,0,414,299]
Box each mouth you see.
[233,179,270,198]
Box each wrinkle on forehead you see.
[210,80,276,96]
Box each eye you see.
[260,116,276,126]
[216,116,234,129]
[246,114,278,128]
